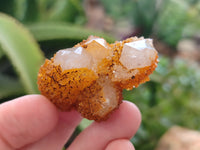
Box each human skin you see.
[0,95,141,150]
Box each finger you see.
[0,95,58,149]
[23,111,82,150]
[0,138,10,150]
[105,139,135,150]
[68,101,141,150]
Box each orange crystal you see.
[37,36,158,121]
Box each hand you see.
[0,95,141,150]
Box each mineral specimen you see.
[37,36,158,121]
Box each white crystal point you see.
[54,47,92,70]
[85,36,110,64]
[85,36,108,48]
[119,39,157,70]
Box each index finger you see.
[68,101,141,150]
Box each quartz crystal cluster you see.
[37,36,158,121]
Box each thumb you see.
[0,95,58,149]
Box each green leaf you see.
[22,0,39,23]
[14,0,27,21]
[0,74,24,100]
[78,119,93,131]
[28,22,116,43]
[48,0,77,22]
[0,46,4,60]
[0,13,44,94]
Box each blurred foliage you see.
[28,22,115,58]
[155,0,189,47]
[101,0,200,47]
[0,13,44,97]
[0,0,86,25]
[124,56,200,149]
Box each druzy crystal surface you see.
[38,36,158,121]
